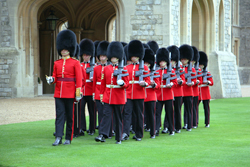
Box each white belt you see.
[146,86,153,89]
[199,84,208,87]
[96,82,101,85]
[129,81,140,84]
[106,84,121,88]
[86,79,92,82]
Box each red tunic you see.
[192,68,202,97]
[182,66,197,97]
[52,57,82,98]
[126,64,151,99]
[93,64,106,100]
[199,72,214,100]
[172,66,186,97]
[81,62,93,96]
[100,65,129,105]
[81,66,86,89]
[155,68,178,101]
[144,71,160,102]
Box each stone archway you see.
[17,0,122,95]
[191,0,215,53]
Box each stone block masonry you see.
[0,0,11,47]
[0,48,18,98]
[131,0,163,45]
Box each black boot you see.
[95,134,105,142]
[52,137,62,146]
[63,140,71,145]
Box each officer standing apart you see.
[46,29,82,146]
[95,41,129,144]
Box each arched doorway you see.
[18,0,120,94]
[191,0,215,53]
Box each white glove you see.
[75,96,82,102]
[92,93,95,101]
[117,79,124,86]
[46,76,54,85]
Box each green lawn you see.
[1,97,250,167]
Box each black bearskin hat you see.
[124,45,129,62]
[128,40,144,61]
[156,47,169,66]
[147,40,159,55]
[179,44,193,61]
[143,48,155,70]
[107,41,124,62]
[56,29,77,57]
[192,46,200,63]
[74,44,80,60]
[97,41,109,59]
[143,43,150,49]
[121,42,127,47]
[167,45,179,62]
[93,40,100,57]
[79,38,95,57]
[199,51,208,68]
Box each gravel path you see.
[1,86,249,125]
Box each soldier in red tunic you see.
[73,44,86,138]
[122,40,151,141]
[167,45,186,133]
[143,48,160,138]
[95,41,129,144]
[191,46,202,129]
[46,30,82,146]
[198,51,214,128]
[79,38,96,135]
[93,41,109,129]
[155,48,178,136]
[179,44,197,131]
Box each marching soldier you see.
[179,44,197,131]
[191,46,202,129]
[122,40,151,141]
[93,41,109,129]
[73,44,86,138]
[79,38,96,135]
[198,51,214,128]
[46,29,82,146]
[143,48,160,138]
[155,48,177,136]
[147,40,159,55]
[95,41,129,144]
[167,45,185,133]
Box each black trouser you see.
[199,100,210,125]
[81,96,95,133]
[192,96,198,127]
[144,101,156,136]
[124,99,144,138]
[74,101,81,135]
[156,100,174,133]
[55,98,74,140]
[95,100,104,127]
[99,103,123,141]
[183,96,193,129]
[122,101,132,136]
[144,105,148,129]
[173,96,183,131]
